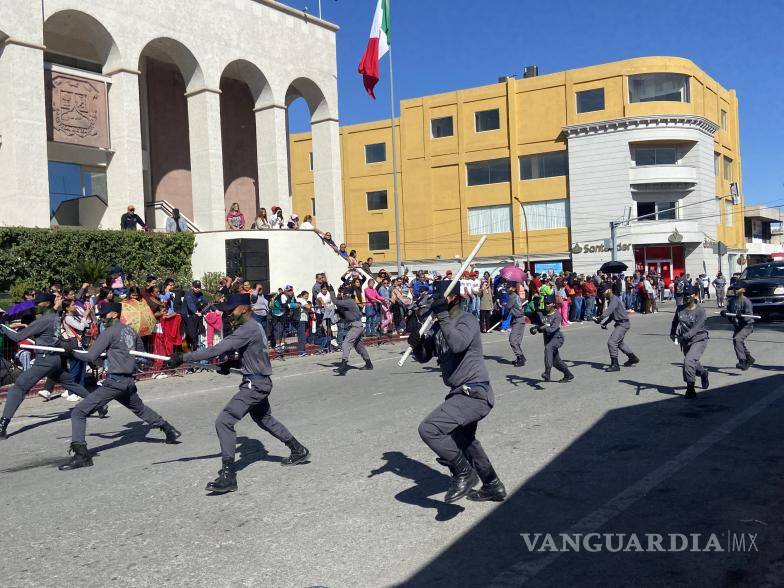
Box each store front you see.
[633,245,685,286]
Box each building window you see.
[714,152,721,176]
[474,108,500,132]
[628,73,690,103]
[467,205,511,235]
[366,190,388,211]
[522,199,569,230]
[466,158,510,186]
[636,201,676,221]
[431,116,454,138]
[725,201,734,227]
[576,88,605,113]
[311,198,316,217]
[520,151,568,180]
[723,156,733,181]
[635,147,678,166]
[309,151,314,171]
[721,109,728,131]
[368,231,390,250]
[365,143,386,164]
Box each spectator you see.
[182,280,207,351]
[479,279,494,332]
[362,257,374,274]
[251,283,269,329]
[582,277,597,321]
[363,278,384,336]
[570,280,584,322]
[270,206,285,229]
[287,214,299,230]
[165,208,189,232]
[337,243,349,258]
[296,291,311,356]
[315,282,337,352]
[120,205,146,231]
[317,230,338,252]
[347,250,359,268]
[226,202,245,230]
[299,215,315,230]
[254,207,270,229]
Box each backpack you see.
[675,279,685,295]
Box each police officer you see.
[59,302,180,470]
[530,295,574,383]
[595,288,639,372]
[168,293,310,494]
[409,280,505,503]
[333,286,373,375]
[504,282,526,367]
[722,282,755,370]
[0,292,100,440]
[670,292,710,399]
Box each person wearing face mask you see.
[721,282,755,370]
[167,293,310,494]
[670,292,710,399]
[0,293,99,440]
[595,287,639,372]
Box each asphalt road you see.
[1,305,782,588]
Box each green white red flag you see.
[357,0,390,99]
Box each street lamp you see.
[513,196,531,272]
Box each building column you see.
[311,117,344,242]
[0,40,49,227]
[187,88,226,231]
[104,68,145,229]
[254,103,290,213]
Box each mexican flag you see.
[357,0,390,99]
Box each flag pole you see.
[386,0,403,277]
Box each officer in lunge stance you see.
[530,295,574,383]
[670,293,710,399]
[0,292,102,440]
[409,280,506,504]
[333,286,373,375]
[595,288,639,372]
[722,282,755,370]
[168,293,310,494]
[505,282,527,367]
[59,302,180,470]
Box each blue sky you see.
[286,0,784,207]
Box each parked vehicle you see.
[730,261,784,320]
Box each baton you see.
[398,235,488,367]
[487,321,501,333]
[738,314,762,320]
[130,350,170,361]
[20,343,66,353]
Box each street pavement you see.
[1,305,783,587]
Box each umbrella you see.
[500,265,527,283]
[600,261,628,274]
[120,299,157,337]
[2,300,35,321]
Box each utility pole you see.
[513,197,531,272]
[610,221,617,262]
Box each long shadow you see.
[568,359,610,372]
[368,451,463,522]
[5,410,72,438]
[618,378,680,397]
[153,436,282,469]
[485,355,517,366]
[506,374,545,391]
[88,421,165,455]
[400,374,784,586]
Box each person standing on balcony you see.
[254,208,270,229]
[120,205,146,231]
[226,202,245,230]
[165,208,189,232]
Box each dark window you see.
[431,116,454,138]
[466,158,511,186]
[636,202,656,221]
[311,198,316,217]
[637,201,676,221]
[475,109,500,132]
[368,231,390,251]
[520,151,569,180]
[635,147,677,166]
[366,190,388,211]
[309,152,314,171]
[365,143,386,164]
[576,88,605,113]
[657,201,676,220]
[629,73,690,103]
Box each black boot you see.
[206,458,237,493]
[746,355,755,367]
[0,417,9,440]
[514,355,526,367]
[467,466,507,502]
[444,454,479,503]
[281,437,310,466]
[161,422,181,444]
[558,370,574,383]
[700,369,710,390]
[96,405,109,419]
[436,457,458,476]
[541,371,551,382]
[736,361,747,370]
[623,354,640,367]
[359,359,374,371]
[684,383,697,399]
[606,358,620,372]
[58,442,93,471]
[334,360,350,376]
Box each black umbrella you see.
[599,261,628,274]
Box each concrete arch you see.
[43,9,121,72]
[285,77,332,121]
[220,59,275,108]
[138,37,204,92]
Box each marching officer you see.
[59,302,180,470]
[409,280,506,503]
[670,292,710,398]
[504,282,527,366]
[595,288,639,372]
[333,286,373,375]
[722,282,755,370]
[168,293,310,494]
[530,295,574,383]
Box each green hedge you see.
[0,227,196,291]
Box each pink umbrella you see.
[500,265,527,283]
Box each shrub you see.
[201,272,223,296]
[9,279,37,302]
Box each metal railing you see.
[144,200,200,232]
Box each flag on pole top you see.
[357,0,390,99]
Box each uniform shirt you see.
[539,309,564,344]
[600,295,629,326]
[670,305,708,343]
[727,296,754,326]
[76,323,143,375]
[505,293,524,318]
[185,318,272,376]
[713,277,727,291]
[2,313,60,347]
[335,298,362,323]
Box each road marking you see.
[487,380,784,587]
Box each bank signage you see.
[571,242,632,254]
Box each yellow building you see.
[291,56,744,278]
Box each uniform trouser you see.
[342,323,370,362]
[682,339,708,384]
[733,325,753,362]
[216,375,293,460]
[544,336,571,376]
[607,322,633,359]
[418,392,493,475]
[717,290,725,307]
[2,356,90,420]
[71,375,165,444]
[509,317,525,357]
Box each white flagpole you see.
[387,0,403,277]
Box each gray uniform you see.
[505,293,525,358]
[70,323,167,444]
[670,305,709,384]
[727,295,754,363]
[414,307,495,475]
[1,315,90,421]
[713,277,727,307]
[335,299,370,362]
[600,295,633,359]
[185,318,293,460]
[540,310,571,376]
